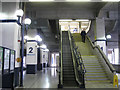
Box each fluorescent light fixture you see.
[66,0,90,2]
[29,0,54,2]
[81,26,88,28]
[102,0,120,2]
[40,44,47,49]
[35,35,42,42]
[76,19,89,22]
[106,35,111,39]
[59,19,73,22]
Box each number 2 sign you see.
[27,42,36,56]
[29,47,33,53]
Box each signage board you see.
[0,47,3,74]
[4,49,10,70]
[10,50,15,71]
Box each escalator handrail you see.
[68,31,85,86]
[86,36,116,73]
[60,31,63,85]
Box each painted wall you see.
[0,2,21,67]
[40,49,49,64]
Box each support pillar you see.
[26,42,37,74]
[94,18,107,54]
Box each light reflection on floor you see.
[22,67,58,88]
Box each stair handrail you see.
[68,31,85,87]
[72,38,86,74]
[86,36,116,73]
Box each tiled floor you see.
[16,67,120,89]
[22,67,58,88]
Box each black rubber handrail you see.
[68,31,85,87]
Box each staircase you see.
[62,31,78,87]
[72,33,114,88]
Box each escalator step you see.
[63,81,78,86]
[63,77,76,81]
[63,74,75,78]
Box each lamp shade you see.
[15,9,24,17]
[24,18,31,25]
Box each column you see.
[26,42,37,74]
[94,18,107,54]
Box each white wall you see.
[1,2,21,67]
[27,29,38,40]
[40,49,49,64]
[0,2,2,46]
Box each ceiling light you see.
[15,9,24,17]
[81,26,88,28]
[40,44,47,49]
[106,35,111,39]
[102,0,120,2]
[44,49,49,52]
[24,36,29,40]
[76,19,89,22]
[59,19,73,22]
[35,35,42,42]
[24,18,31,25]
[66,0,90,2]
[29,0,54,2]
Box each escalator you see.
[62,31,78,87]
[72,33,117,88]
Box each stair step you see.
[86,78,109,81]
[86,70,105,73]
[85,66,102,68]
[86,75,107,78]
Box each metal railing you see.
[68,31,86,88]
[86,36,116,82]
[86,36,116,73]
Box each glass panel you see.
[0,47,3,74]
[4,49,10,70]
[10,50,15,71]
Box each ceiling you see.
[25,2,119,52]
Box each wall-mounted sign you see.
[0,47,3,74]
[26,42,37,65]
[10,50,15,71]
[27,43,36,56]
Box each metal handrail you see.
[86,36,116,73]
[72,40,86,73]
[68,31,85,87]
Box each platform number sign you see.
[29,47,33,53]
